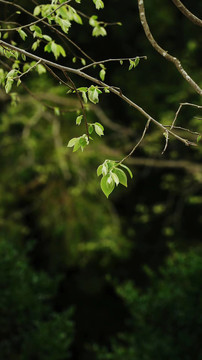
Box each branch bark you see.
[171,0,202,27]
[137,0,202,95]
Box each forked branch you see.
[137,0,202,95]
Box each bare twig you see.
[161,130,169,154]
[44,64,74,90]
[164,125,200,136]
[171,102,202,129]
[171,0,202,27]
[137,0,202,95]
[118,118,151,164]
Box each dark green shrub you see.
[0,240,74,360]
[95,248,202,360]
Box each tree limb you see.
[0,39,197,148]
[137,0,202,95]
[171,0,202,27]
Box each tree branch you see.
[0,0,72,32]
[171,0,202,27]
[79,56,147,71]
[0,0,94,63]
[0,39,198,148]
[137,0,202,95]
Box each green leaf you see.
[5,78,14,94]
[43,35,52,42]
[32,40,40,51]
[37,64,46,74]
[18,29,27,41]
[54,107,60,116]
[129,57,140,70]
[99,68,106,81]
[73,141,81,152]
[88,124,94,134]
[88,86,101,104]
[44,42,52,53]
[111,172,119,185]
[77,87,88,92]
[134,56,140,67]
[94,122,104,136]
[93,0,104,10]
[119,164,133,178]
[51,42,60,60]
[67,138,78,147]
[97,165,103,176]
[101,175,115,198]
[76,115,83,125]
[197,135,201,143]
[113,168,127,187]
[33,6,41,16]
[129,59,134,71]
[81,91,88,104]
[92,26,107,37]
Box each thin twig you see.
[161,130,169,154]
[44,64,74,90]
[63,71,90,140]
[79,56,147,71]
[171,102,202,129]
[0,0,72,32]
[164,125,200,136]
[137,0,202,95]
[14,59,41,80]
[171,0,202,27]
[0,0,95,63]
[118,118,151,164]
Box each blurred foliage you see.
[0,239,74,360]
[94,248,202,360]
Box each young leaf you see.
[81,91,88,104]
[111,172,119,185]
[73,141,81,152]
[33,6,41,16]
[5,78,14,94]
[88,124,94,134]
[93,0,104,10]
[67,138,78,147]
[134,56,140,67]
[99,68,106,81]
[37,64,46,74]
[76,115,83,125]
[119,164,133,178]
[88,86,101,104]
[101,175,115,198]
[113,168,127,187]
[197,135,201,143]
[97,165,103,176]
[18,29,27,41]
[92,26,107,37]
[94,122,104,136]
